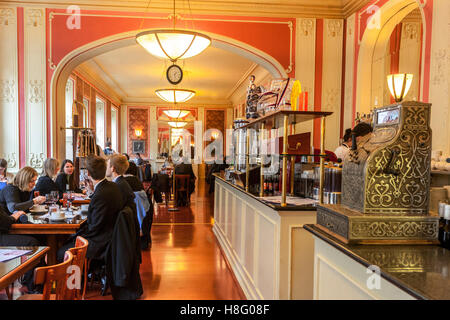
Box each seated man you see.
[106,154,141,256]
[57,155,124,262]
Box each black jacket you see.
[76,179,123,260]
[0,184,33,214]
[55,173,82,194]
[106,206,143,300]
[0,206,15,234]
[114,176,141,262]
[35,175,61,198]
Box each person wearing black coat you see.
[124,161,144,192]
[0,167,46,214]
[106,155,142,258]
[55,159,83,194]
[174,158,196,206]
[34,158,62,198]
[0,207,41,291]
[57,156,124,262]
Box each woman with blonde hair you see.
[35,158,62,198]
[0,166,46,214]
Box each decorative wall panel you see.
[0,7,19,172]
[322,19,344,151]
[127,107,149,158]
[24,7,46,169]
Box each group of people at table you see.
[0,153,150,298]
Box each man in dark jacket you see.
[106,154,141,260]
[57,155,124,262]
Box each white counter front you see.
[213,175,317,299]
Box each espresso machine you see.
[316,101,439,244]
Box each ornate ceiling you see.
[3,0,371,18]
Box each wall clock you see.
[166,64,183,85]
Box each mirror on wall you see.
[371,7,423,108]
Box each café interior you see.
[0,0,449,300]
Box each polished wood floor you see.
[1,179,246,300]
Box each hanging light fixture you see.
[168,121,188,128]
[387,73,413,102]
[162,108,190,119]
[155,89,195,103]
[136,0,211,62]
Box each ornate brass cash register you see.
[316,101,439,244]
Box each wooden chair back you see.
[34,251,74,300]
[174,174,190,205]
[67,236,89,299]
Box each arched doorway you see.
[50,30,288,159]
[355,0,429,114]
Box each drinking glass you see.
[34,191,40,197]
[51,191,59,204]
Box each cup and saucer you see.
[29,204,48,215]
[49,206,66,222]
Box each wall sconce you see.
[387,73,413,102]
[211,131,219,140]
[135,129,142,138]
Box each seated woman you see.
[0,167,46,214]
[55,159,84,194]
[35,158,61,198]
[0,158,14,191]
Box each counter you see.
[213,173,318,299]
[304,224,450,300]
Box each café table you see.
[0,246,49,299]
[9,212,86,266]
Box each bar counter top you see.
[304,224,450,300]
[213,172,317,212]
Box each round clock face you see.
[166,64,183,85]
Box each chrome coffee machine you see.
[316,101,439,244]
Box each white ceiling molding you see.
[74,62,123,103]
[91,58,129,98]
[4,0,372,18]
[122,97,232,106]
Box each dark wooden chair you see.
[17,251,74,300]
[174,174,191,206]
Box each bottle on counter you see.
[263,175,268,196]
[274,173,279,195]
[268,174,274,195]
[440,204,450,248]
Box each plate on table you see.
[49,216,67,222]
[29,208,48,215]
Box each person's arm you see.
[4,187,34,213]
[0,207,15,233]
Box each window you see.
[96,97,105,148]
[65,78,75,160]
[111,106,118,152]
[83,97,89,127]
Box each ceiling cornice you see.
[1,0,373,19]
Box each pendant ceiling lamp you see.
[136,0,211,62]
[155,89,195,103]
[168,121,188,128]
[163,109,190,119]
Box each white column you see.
[149,106,157,161]
[322,19,344,151]
[429,0,450,153]
[0,7,19,172]
[294,18,316,139]
[344,14,356,130]
[24,7,46,168]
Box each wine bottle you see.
[263,175,268,196]
[268,174,273,195]
[441,204,450,248]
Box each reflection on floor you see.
[0,179,245,300]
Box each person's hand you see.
[33,196,46,205]
[82,189,87,195]
[85,178,94,193]
[11,211,26,221]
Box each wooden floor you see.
[1,179,246,300]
